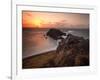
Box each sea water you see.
[22,28,89,58]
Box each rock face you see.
[40,33,89,68]
[53,33,89,67]
[23,33,89,68]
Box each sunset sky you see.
[22,11,89,29]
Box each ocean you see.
[22,28,89,58]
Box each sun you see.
[33,18,42,28]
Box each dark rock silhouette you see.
[23,30,89,68]
[46,28,66,40]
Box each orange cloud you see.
[22,11,89,29]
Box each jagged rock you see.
[23,33,89,68]
[46,28,66,40]
[54,33,89,66]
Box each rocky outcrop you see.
[23,33,89,68]
[53,33,89,67]
[42,33,89,67]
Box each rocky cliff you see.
[54,34,89,67]
[23,34,89,68]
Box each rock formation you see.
[23,31,89,68]
[53,33,89,67]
